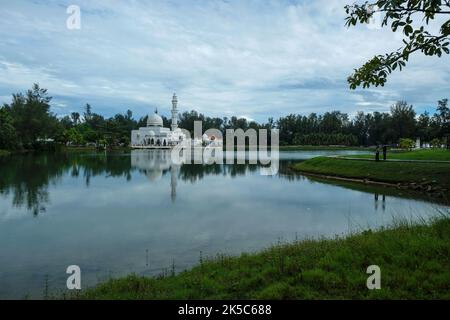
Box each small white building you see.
[415,137,421,149]
[202,133,223,147]
[131,94,186,148]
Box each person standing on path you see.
[382,145,387,161]
[375,145,380,162]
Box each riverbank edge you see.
[74,215,450,300]
[1,145,371,155]
[292,157,450,200]
[279,145,374,151]
[0,149,11,157]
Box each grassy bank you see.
[293,157,450,193]
[61,146,132,152]
[78,216,450,300]
[0,149,11,157]
[344,149,450,161]
[279,145,373,151]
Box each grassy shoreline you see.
[1,145,372,156]
[0,149,11,157]
[300,173,450,206]
[341,149,450,161]
[77,215,450,299]
[293,156,450,198]
[279,145,374,151]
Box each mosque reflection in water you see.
[0,149,432,218]
[130,150,180,202]
[0,149,262,216]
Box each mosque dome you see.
[146,170,163,182]
[147,110,163,127]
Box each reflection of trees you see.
[0,152,132,216]
[70,153,132,186]
[0,151,304,216]
[0,154,67,216]
[178,163,259,183]
[276,160,310,182]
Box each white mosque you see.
[130,149,180,202]
[131,94,186,148]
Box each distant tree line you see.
[0,84,449,150]
[277,100,449,146]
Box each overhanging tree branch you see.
[345,0,450,89]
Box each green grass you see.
[343,148,450,161]
[279,145,373,151]
[77,215,450,299]
[293,157,450,191]
[0,149,11,157]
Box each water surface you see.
[0,150,446,298]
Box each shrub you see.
[399,138,415,150]
[430,138,442,148]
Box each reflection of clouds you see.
[131,149,180,201]
[0,200,28,221]
[0,151,449,298]
[131,149,172,181]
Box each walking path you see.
[328,155,450,164]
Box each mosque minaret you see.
[171,93,178,131]
[131,94,186,148]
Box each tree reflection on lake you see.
[0,149,448,299]
[0,150,276,216]
[0,150,445,217]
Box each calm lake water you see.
[0,150,447,299]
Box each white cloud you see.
[0,0,448,120]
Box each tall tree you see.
[0,107,18,149]
[352,111,369,145]
[417,111,432,141]
[71,112,80,125]
[6,84,57,147]
[390,101,416,140]
[84,103,92,123]
[436,98,450,135]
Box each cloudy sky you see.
[0,0,449,122]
